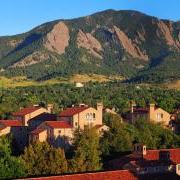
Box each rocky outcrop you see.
[77,30,103,59]
[113,26,148,60]
[156,21,180,49]
[44,22,70,54]
[9,39,22,48]
[10,51,49,68]
[137,25,146,42]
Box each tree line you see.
[0,82,179,119]
[1,115,180,179]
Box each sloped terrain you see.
[0,10,179,83]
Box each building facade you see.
[0,120,28,151]
[12,105,53,126]
[108,144,180,176]
[58,103,103,129]
[29,102,108,148]
[124,103,171,126]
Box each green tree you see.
[0,136,25,179]
[103,112,122,127]
[69,128,102,173]
[101,117,135,157]
[134,119,180,149]
[21,141,67,176]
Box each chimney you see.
[33,104,39,107]
[131,101,136,113]
[79,103,87,107]
[176,164,180,176]
[133,144,147,156]
[149,104,155,120]
[97,102,103,125]
[149,104,155,111]
[47,104,53,113]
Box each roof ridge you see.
[59,106,90,117]
[147,148,180,152]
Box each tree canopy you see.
[69,128,102,173]
[0,136,25,179]
[21,141,68,176]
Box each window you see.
[86,113,90,120]
[137,146,141,152]
[178,164,180,171]
[58,130,61,134]
[159,151,170,161]
[75,122,78,127]
[156,113,163,121]
[93,113,96,119]
[86,113,93,121]
[155,167,159,172]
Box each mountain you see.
[0,10,179,82]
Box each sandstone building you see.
[124,103,171,126]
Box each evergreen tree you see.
[101,115,135,157]
[69,128,102,173]
[0,136,25,179]
[21,141,67,176]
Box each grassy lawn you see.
[0,74,124,88]
[163,80,180,90]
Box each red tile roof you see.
[108,148,180,170]
[129,158,177,168]
[12,107,42,116]
[45,121,72,129]
[59,107,89,117]
[30,128,46,135]
[133,107,149,114]
[95,124,104,129]
[144,148,180,164]
[0,120,22,127]
[27,170,137,180]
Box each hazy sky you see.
[0,0,180,36]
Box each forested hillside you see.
[0,82,179,119]
[0,10,179,83]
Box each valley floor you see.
[0,74,124,88]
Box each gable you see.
[154,108,170,116]
[13,107,45,116]
[60,107,90,117]
[78,107,97,115]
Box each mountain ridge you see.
[0,9,179,83]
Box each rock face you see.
[113,26,148,60]
[77,30,103,59]
[10,51,49,68]
[44,22,70,54]
[9,39,22,48]
[156,21,180,49]
[0,10,180,82]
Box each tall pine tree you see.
[69,128,102,173]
